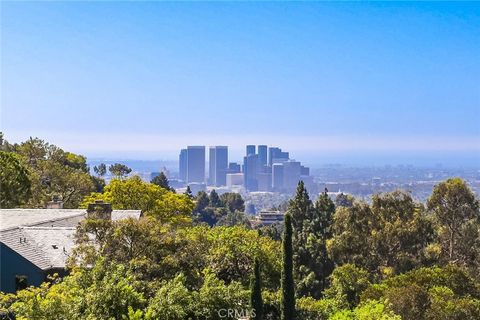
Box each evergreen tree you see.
[281,213,295,320]
[209,189,222,207]
[287,181,334,298]
[0,151,31,208]
[250,257,263,320]
[335,193,354,208]
[428,178,480,268]
[312,191,335,294]
[220,192,245,213]
[108,163,132,178]
[151,172,173,192]
[93,163,107,177]
[184,186,193,199]
[194,191,209,212]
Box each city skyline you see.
[176,144,314,194]
[2,2,479,167]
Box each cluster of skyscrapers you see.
[178,145,314,193]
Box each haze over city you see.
[2,2,479,166]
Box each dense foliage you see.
[0,151,31,208]
[1,134,97,208]
[193,190,247,227]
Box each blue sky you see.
[1,2,479,166]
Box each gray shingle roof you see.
[22,227,77,269]
[0,209,142,231]
[0,227,52,270]
[0,208,142,270]
[0,209,85,231]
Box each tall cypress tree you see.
[250,257,263,320]
[288,181,335,298]
[281,213,295,320]
[313,192,335,295]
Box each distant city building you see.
[257,172,272,192]
[226,173,244,188]
[268,147,289,166]
[246,145,256,156]
[179,149,187,181]
[228,162,241,173]
[243,154,258,191]
[301,165,310,176]
[254,210,285,226]
[178,144,313,195]
[187,146,205,183]
[300,175,316,194]
[258,145,268,167]
[283,160,302,192]
[272,163,285,191]
[209,146,228,186]
[167,179,185,189]
[187,182,206,195]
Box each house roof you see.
[0,209,143,231]
[0,227,76,270]
[0,208,142,270]
[0,227,53,270]
[0,209,85,231]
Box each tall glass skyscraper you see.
[209,146,228,186]
[268,147,289,166]
[258,145,267,167]
[179,149,187,181]
[186,146,205,183]
[243,153,258,191]
[246,145,256,156]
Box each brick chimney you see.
[86,200,112,220]
[46,196,64,209]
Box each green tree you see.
[281,213,296,320]
[325,264,371,308]
[151,172,174,192]
[184,186,193,199]
[329,190,434,276]
[209,189,222,207]
[360,265,480,320]
[216,211,252,228]
[288,182,334,298]
[330,300,401,320]
[195,191,210,212]
[0,151,31,208]
[220,192,245,212]
[91,175,106,193]
[81,176,193,225]
[93,163,107,176]
[194,190,229,226]
[427,178,480,268]
[145,275,195,319]
[197,226,281,289]
[335,193,354,208]
[250,257,263,320]
[13,137,94,208]
[108,163,132,178]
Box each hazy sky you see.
[1,2,479,165]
